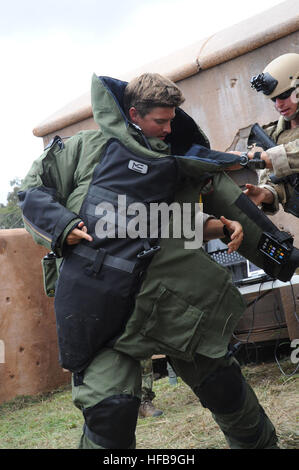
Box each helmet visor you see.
[271,87,295,102]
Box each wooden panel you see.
[233,327,289,344]
[279,283,299,340]
[234,288,289,343]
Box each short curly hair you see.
[124,73,185,117]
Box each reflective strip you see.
[72,244,136,273]
[23,215,52,243]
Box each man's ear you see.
[128,107,139,123]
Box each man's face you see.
[129,106,175,140]
[273,89,298,119]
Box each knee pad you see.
[194,363,246,414]
[83,394,140,448]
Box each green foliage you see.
[0,178,24,229]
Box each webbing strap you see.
[235,193,279,234]
[72,244,136,273]
[235,194,294,243]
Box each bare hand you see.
[247,150,272,169]
[225,149,272,171]
[220,215,243,253]
[66,221,93,245]
[244,184,274,205]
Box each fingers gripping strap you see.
[51,214,80,250]
[83,394,140,449]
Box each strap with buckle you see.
[72,244,137,273]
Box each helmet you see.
[250,53,299,99]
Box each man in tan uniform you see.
[244,53,299,216]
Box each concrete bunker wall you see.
[0,230,70,404]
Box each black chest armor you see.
[54,138,179,372]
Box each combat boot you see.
[139,400,163,418]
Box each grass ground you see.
[0,360,298,449]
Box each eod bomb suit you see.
[19,75,298,449]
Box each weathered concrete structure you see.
[1,0,298,403]
[0,230,70,404]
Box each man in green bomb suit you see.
[19,72,288,449]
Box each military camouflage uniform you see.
[258,117,299,213]
[141,358,155,402]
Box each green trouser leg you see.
[72,347,142,449]
[169,353,278,449]
[213,382,278,449]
